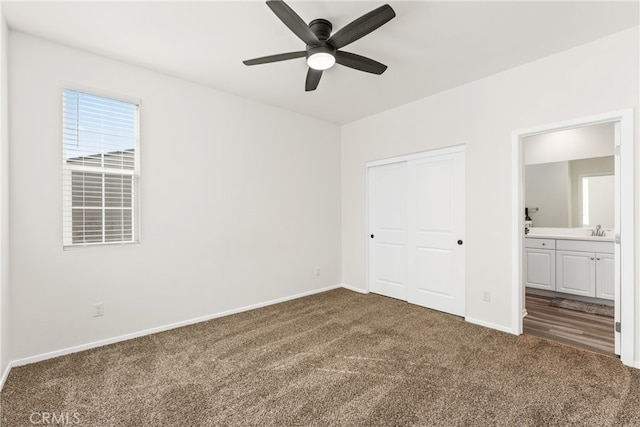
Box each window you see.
[62,89,140,247]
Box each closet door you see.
[407,151,466,316]
[368,162,408,301]
[367,147,466,317]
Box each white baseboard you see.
[341,283,368,294]
[465,316,517,335]
[0,361,13,390]
[10,284,343,369]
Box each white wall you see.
[524,122,614,165]
[341,28,638,347]
[0,11,10,379]
[8,32,341,361]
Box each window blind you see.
[62,89,140,247]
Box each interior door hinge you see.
[615,234,621,244]
[614,145,621,156]
[615,322,621,333]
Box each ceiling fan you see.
[243,0,396,92]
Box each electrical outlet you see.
[315,267,321,276]
[482,292,490,302]
[93,302,104,317]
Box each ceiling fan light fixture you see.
[307,46,335,70]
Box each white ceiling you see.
[3,1,639,124]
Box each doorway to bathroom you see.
[511,110,635,366]
[523,123,615,355]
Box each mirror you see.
[523,122,615,230]
[581,174,614,228]
[525,156,614,228]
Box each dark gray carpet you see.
[550,297,615,318]
[1,288,639,426]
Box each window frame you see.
[62,86,141,249]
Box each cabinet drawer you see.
[555,239,614,253]
[525,238,555,250]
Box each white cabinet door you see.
[525,248,555,291]
[595,252,615,300]
[556,250,596,297]
[407,151,465,316]
[368,162,408,301]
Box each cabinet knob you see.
[541,243,546,246]
[457,240,463,245]
[370,234,374,239]
[590,257,595,260]
[596,257,601,261]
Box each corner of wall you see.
[0,13,11,389]
[341,284,368,294]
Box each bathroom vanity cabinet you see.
[595,253,615,299]
[524,238,555,291]
[525,237,614,300]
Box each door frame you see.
[511,109,634,367]
[365,144,465,295]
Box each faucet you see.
[591,225,604,237]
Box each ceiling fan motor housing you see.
[309,18,332,41]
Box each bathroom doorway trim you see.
[511,109,635,367]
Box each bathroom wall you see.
[524,122,614,165]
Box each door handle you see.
[457,240,463,245]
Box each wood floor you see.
[524,293,615,357]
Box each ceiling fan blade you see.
[305,68,323,92]
[327,4,395,49]
[243,51,306,66]
[335,51,387,75]
[266,0,319,46]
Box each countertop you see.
[524,227,614,242]
[525,234,614,242]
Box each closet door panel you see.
[408,150,466,316]
[368,162,408,301]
